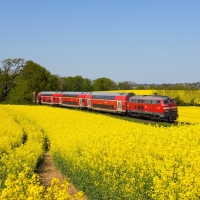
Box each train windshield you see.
[163,99,176,104]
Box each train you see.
[37,91,178,122]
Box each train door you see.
[87,99,91,108]
[79,98,83,107]
[59,97,62,105]
[117,101,122,111]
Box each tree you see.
[61,76,93,92]
[136,84,146,89]
[93,77,117,91]
[82,78,93,91]
[61,76,74,91]
[117,81,133,90]
[72,76,84,91]
[7,61,55,104]
[0,58,25,102]
[49,74,60,91]
[53,74,63,91]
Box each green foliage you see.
[117,81,133,90]
[82,78,93,91]
[61,76,93,91]
[93,77,117,91]
[6,61,59,104]
[73,75,85,91]
[61,76,74,91]
[0,58,25,102]
[174,95,187,106]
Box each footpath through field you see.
[36,151,86,199]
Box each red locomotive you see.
[37,91,178,122]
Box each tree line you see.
[0,58,136,104]
[0,58,199,104]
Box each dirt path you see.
[36,151,81,199]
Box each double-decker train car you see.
[37,91,60,105]
[60,92,88,108]
[37,91,178,122]
[37,91,87,108]
[85,92,135,114]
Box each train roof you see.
[86,92,135,96]
[62,91,87,95]
[129,95,173,100]
[39,91,61,94]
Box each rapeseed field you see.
[113,90,200,105]
[0,105,200,199]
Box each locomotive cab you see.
[161,98,178,121]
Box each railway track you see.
[44,104,183,127]
[60,106,179,127]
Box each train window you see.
[141,100,144,103]
[157,100,160,104]
[164,100,169,104]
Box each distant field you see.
[1,105,200,199]
[109,89,157,95]
[111,89,200,105]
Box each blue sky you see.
[0,1,199,84]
